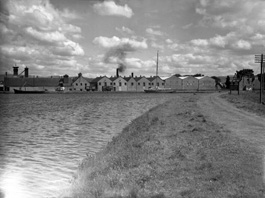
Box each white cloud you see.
[190,39,209,46]
[25,27,67,44]
[209,35,226,48]
[93,36,148,49]
[115,26,134,34]
[0,0,85,76]
[165,39,173,44]
[151,42,164,50]
[93,1,133,18]
[232,40,252,50]
[146,28,164,36]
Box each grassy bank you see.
[220,91,265,117]
[63,94,264,198]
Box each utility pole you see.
[255,54,264,103]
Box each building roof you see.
[147,76,164,81]
[90,76,106,83]
[4,77,61,87]
[134,76,148,82]
[84,77,94,82]
[109,76,119,81]
[123,76,136,82]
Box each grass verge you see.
[220,91,265,117]
[62,94,264,198]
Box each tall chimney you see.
[131,72,134,78]
[116,68,119,77]
[63,74,69,83]
[25,67,29,78]
[13,66,19,76]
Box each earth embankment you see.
[63,93,265,198]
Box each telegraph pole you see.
[255,54,264,103]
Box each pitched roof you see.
[134,76,148,82]
[84,77,94,82]
[123,76,135,81]
[90,76,105,83]
[147,76,163,81]
[109,76,119,81]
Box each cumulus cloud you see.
[93,36,148,49]
[115,26,134,34]
[93,1,133,18]
[190,39,209,47]
[232,40,252,50]
[146,28,164,36]
[0,0,84,75]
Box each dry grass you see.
[220,91,265,117]
[63,94,265,198]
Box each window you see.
[85,83,87,86]
[110,82,112,85]
[149,83,151,85]
[157,83,159,86]
[125,83,127,85]
[152,83,154,85]
[76,83,78,86]
[119,82,122,86]
[80,89,82,91]
[138,82,140,85]
[114,82,116,85]
[99,82,101,85]
[104,82,107,86]
[81,83,82,86]
[131,82,134,86]
[162,83,164,86]
[143,82,145,86]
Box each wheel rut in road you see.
[197,93,265,181]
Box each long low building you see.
[165,75,217,91]
[3,67,221,93]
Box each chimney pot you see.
[25,67,29,78]
[13,66,19,76]
[116,68,119,77]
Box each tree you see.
[257,73,265,88]
[211,76,224,89]
[211,76,221,83]
[236,69,254,80]
[225,76,231,89]
[193,73,204,77]
[257,73,265,82]
[174,73,181,77]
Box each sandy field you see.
[63,92,265,198]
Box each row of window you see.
[75,83,87,86]
[99,82,165,86]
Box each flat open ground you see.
[64,92,265,198]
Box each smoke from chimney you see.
[104,43,135,74]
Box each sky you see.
[0,0,265,78]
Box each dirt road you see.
[198,93,265,179]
